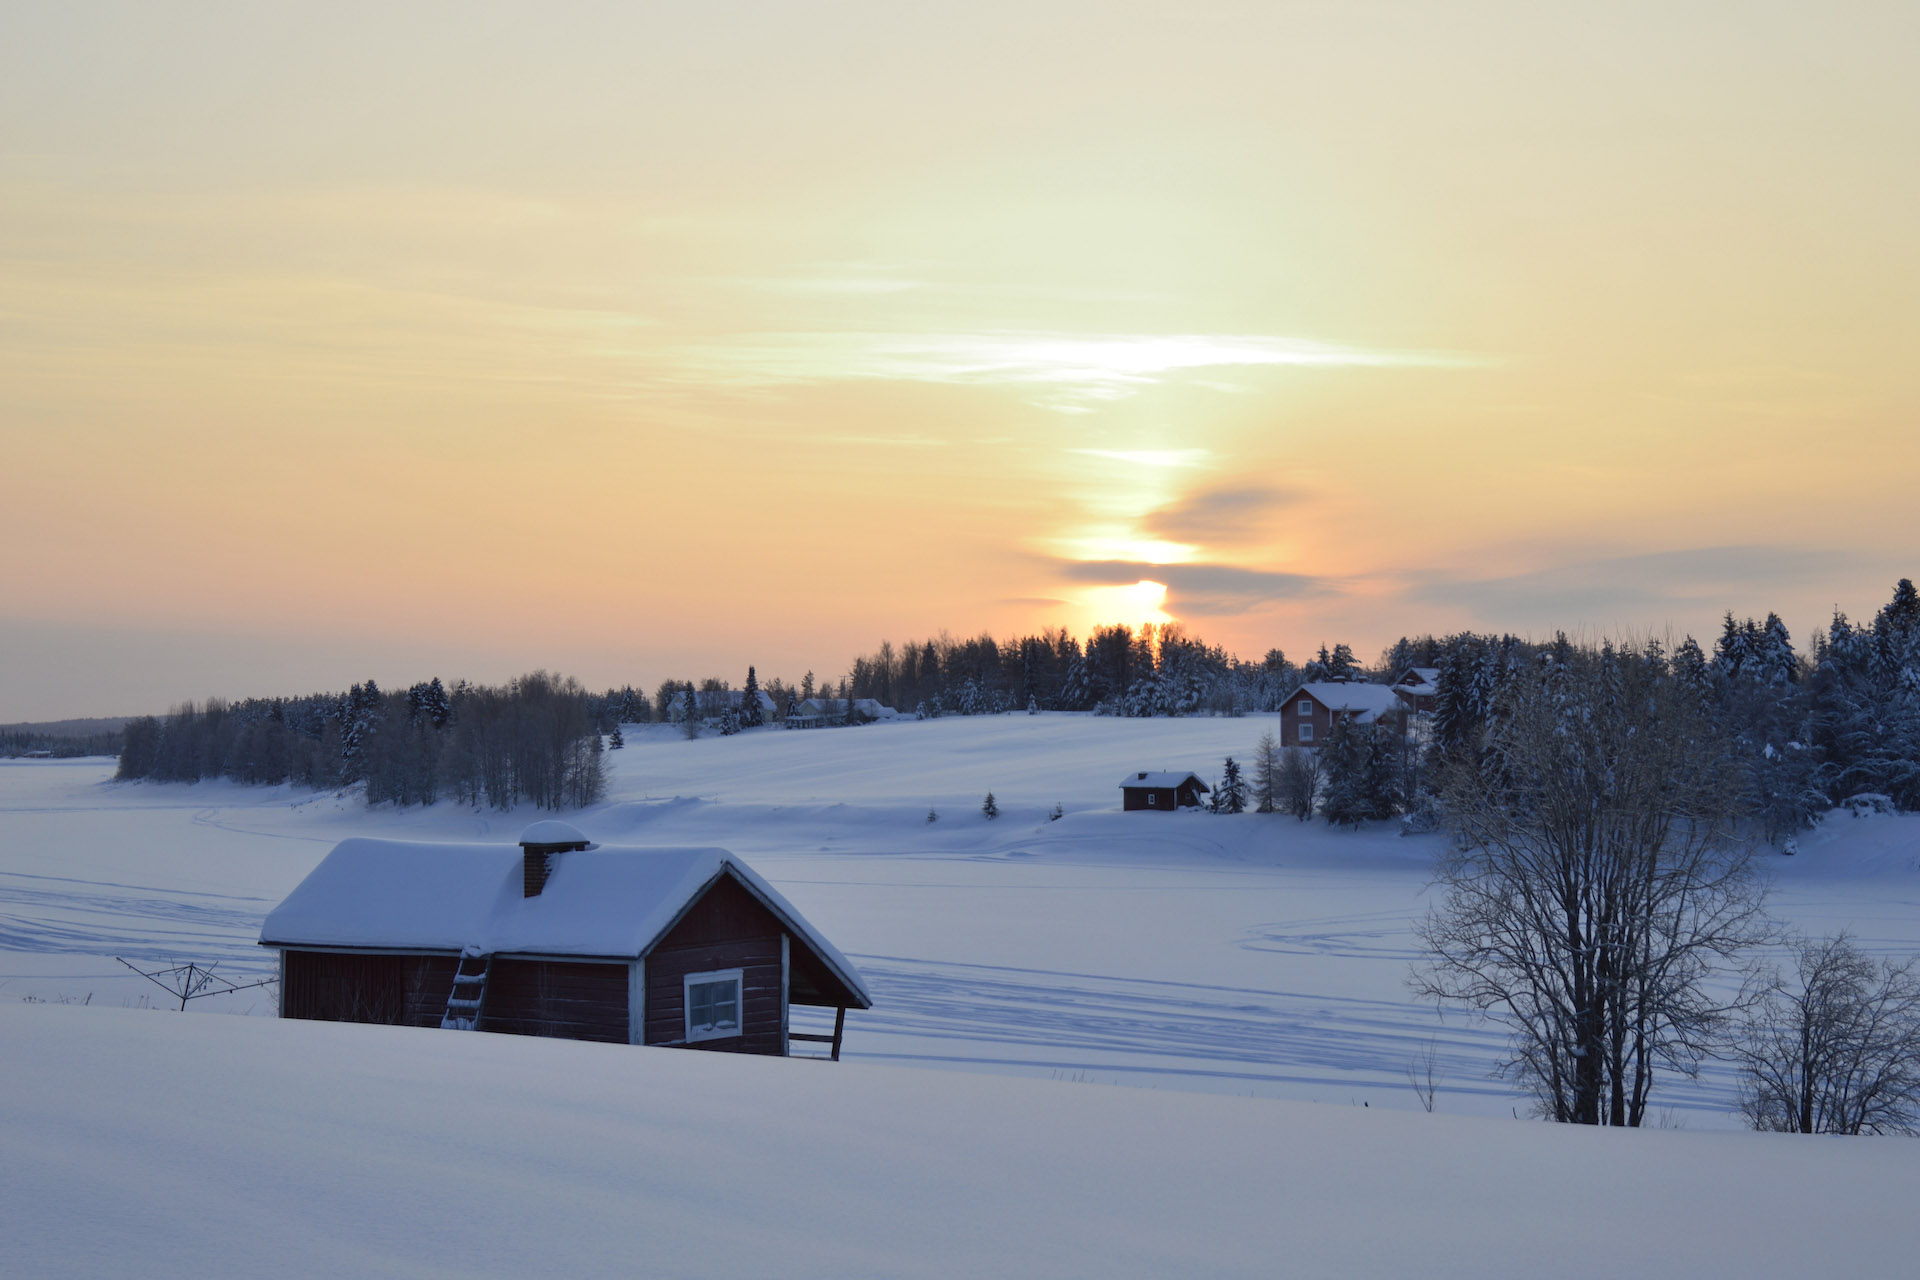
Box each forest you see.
[114,671,606,811]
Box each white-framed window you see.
[1299,723,1314,744]
[684,968,744,1042]
[1298,699,1313,716]
[1147,792,1157,806]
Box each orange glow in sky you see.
[1077,582,1176,637]
[1,3,1916,717]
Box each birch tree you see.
[1414,641,1770,1125]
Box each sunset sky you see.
[3,2,1916,719]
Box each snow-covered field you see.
[6,713,1920,1276]
[5,713,1919,1119]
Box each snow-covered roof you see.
[1395,667,1440,689]
[260,839,871,1006]
[1118,771,1210,791]
[1286,683,1406,722]
[792,698,898,718]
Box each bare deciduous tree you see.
[1406,1037,1442,1113]
[1251,732,1282,814]
[1413,642,1770,1126]
[1276,746,1323,821]
[1736,933,1920,1135]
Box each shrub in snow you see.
[982,792,999,820]
[1399,790,1441,836]
[1843,793,1895,817]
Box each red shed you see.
[259,822,871,1059]
[1119,770,1211,811]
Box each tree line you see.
[1,724,124,758]
[835,625,1310,717]
[115,671,606,811]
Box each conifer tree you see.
[1327,643,1358,682]
[1320,718,1397,826]
[1673,635,1712,700]
[740,666,764,728]
[680,683,701,739]
[1217,756,1247,814]
[982,790,999,819]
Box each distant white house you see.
[688,688,777,724]
[1277,682,1407,749]
[695,690,775,721]
[785,698,899,729]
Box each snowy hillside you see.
[3,713,1919,1123]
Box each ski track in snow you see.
[838,953,1503,1088]
[0,869,277,970]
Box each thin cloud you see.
[1068,448,1211,469]
[663,330,1480,410]
[1058,559,1334,615]
[820,434,951,448]
[1406,545,1892,633]
[1146,485,1305,546]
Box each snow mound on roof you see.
[518,819,589,846]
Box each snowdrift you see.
[5,1003,1917,1280]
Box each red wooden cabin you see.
[260,822,870,1059]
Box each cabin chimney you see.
[517,821,591,897]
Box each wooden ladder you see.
[440,947,491,1030]
[788,1006,847,1061]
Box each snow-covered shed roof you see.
[260,839,871,1007]
[1118,771,1210,791]
[1287,682,1406,722]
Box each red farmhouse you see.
[1278,682,1408,749]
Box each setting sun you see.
[1077,580,1175,635]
